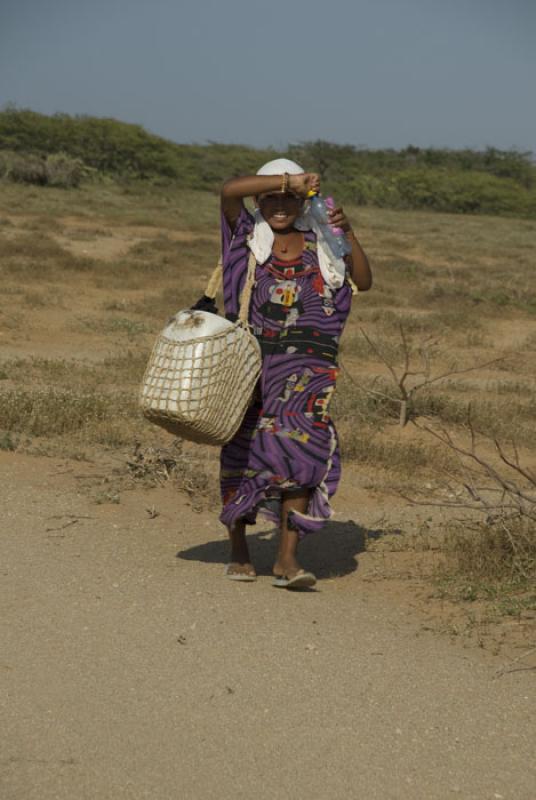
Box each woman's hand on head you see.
[288,173,320,197]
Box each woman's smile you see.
[258,191,304,229]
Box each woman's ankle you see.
[228,524,250,563]
[230,548,251,565]
[273,553,302,575]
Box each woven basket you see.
[140,313,261,445]
[139,251,261,446]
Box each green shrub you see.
[7,152,47,185]
[1,108,535,215]
[44,152,87,187]
[0,148,89,187]
[0,150,10,179]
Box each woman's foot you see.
[272,556,316,589]
[272,554,303,581]
[224,562,257,581]
[226,522,256,581]
[272,492,316,588]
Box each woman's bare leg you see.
[226,520,256,578]
[272,490,309,578]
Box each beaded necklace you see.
[267,255,320,281]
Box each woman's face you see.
[257,191,304,231]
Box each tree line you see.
[1,108,534,216]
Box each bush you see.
[44,152,87,187]
[7,152,47,185]
[0,148,89,188]
[1,108,535,215]
[0,150,10,179]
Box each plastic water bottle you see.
[307,192,352,258]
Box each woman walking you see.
[220,159,372,588]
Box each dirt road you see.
[1,453,534,800]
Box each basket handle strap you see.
[203,224,238,300]
[202,229,256,324]
[204,259,222,299]
[238,249,257,327]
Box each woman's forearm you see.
[222,173,321,228]
[221,174,287,227]
[346,232,372,291]
[222,174,286,200]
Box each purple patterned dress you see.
[220,207,352,538]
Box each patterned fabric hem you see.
[219,484,333,540]
[287,425,336,538]
[219,429,337,540]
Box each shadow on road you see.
[177,519,393,579]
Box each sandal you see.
[272,570,317,589]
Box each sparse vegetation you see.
[0,386,133,438]
[0,148,90,187]
[0,177,534,614]
[1,108,535,216]
[407,422,536,609]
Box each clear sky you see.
[1,0,534,152]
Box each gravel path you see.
[1,454,534,800]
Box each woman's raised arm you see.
[221,173,320,228]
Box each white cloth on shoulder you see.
[249,158,347,289]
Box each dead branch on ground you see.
[402,414,536,579]
[357,324,504,426]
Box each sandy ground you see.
[1,452,535,800]
[1,203,535,798]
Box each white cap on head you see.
[256,158,304,176]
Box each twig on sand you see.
[45,513,92,532]
[45,519,79,533]
[494,645,536,679]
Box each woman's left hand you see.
[327,205,352,233]
[328,206,372,291]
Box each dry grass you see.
[0,353,148,388]
[434,510,536,618]
[0,181,220,230]
[446,518,535,584]
[1,181,535,594]
[0,385,137,440]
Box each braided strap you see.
[238,250,257,327]
[203,239,256,325]
[204,259,223,300]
